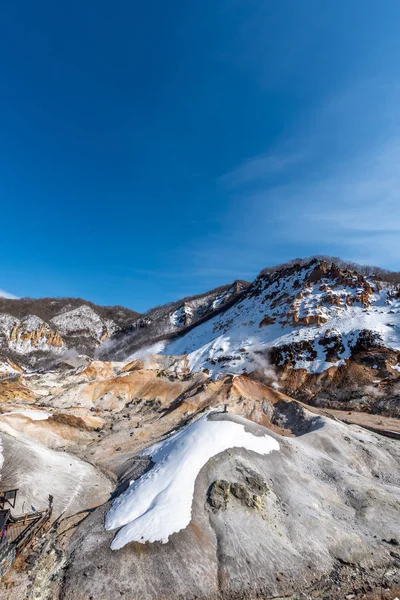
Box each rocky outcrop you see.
[350,329,384,352]
[259,314,275,327]
[273,351,400,417]
[284,261,377,325]
[10,316,63,349]
[0,356,399,599]
[0,298,140,367]
[290,311,328,327]
[271,340,318,367]
[268,327,399,417]
[101,280,250,361]
[208,470,268,511]
[318,329,345,362]
[273,329,400,416]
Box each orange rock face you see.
[355,282,374,307]
[324,294,342,307]
[10,322,63,348]
[290,310,328,328]
[76,361,116,381]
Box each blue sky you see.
[1,1,400,311]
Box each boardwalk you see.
[0,491,53,579]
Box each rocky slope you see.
[2,258,400,416]
[101,280,250,361]
[1,257,399,599]
[130,258,400,416]
[0,297,140,369]
[0,282,249,371]
[0,357,399,599]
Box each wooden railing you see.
[0,501,53,579]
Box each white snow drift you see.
[1,410,51,421]
[105,413,280,549]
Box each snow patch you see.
[105,413,279,549]
[1,410,51,421]
[0,361,19,374]
[170,305,193,327]
[125,341,167,363]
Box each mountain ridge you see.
[1,256,400,402]
[135,256,400,417]
[0,256,399,599]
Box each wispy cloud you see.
[0,289,19,299]
[126,266,256,281]
[219,148,306,187]
[225,140,400,270]
[193,78,400,275]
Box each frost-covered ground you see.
[105,412,279,549]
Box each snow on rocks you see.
[0,313,64,354]
[0,360,19,374]
[161,260,400,379]
[170,304,194,327]
[105,413,279,549]
[0,313,19,336]
[51,305,111,341]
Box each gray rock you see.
[207,480,230,511]
[59,414,400,600]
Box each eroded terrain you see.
[0,354,399,599]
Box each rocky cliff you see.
[0,298,140,368]
[140,258,400,416]
[0,281,249,370]
[100,280,250,361]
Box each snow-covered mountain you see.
[0,297,139,368]
[1,258,400,416]
[0,283,249,369]
[100,280,250,361]
[126,258,400,414]
[1,258,399,599]
[160,258,399,371]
